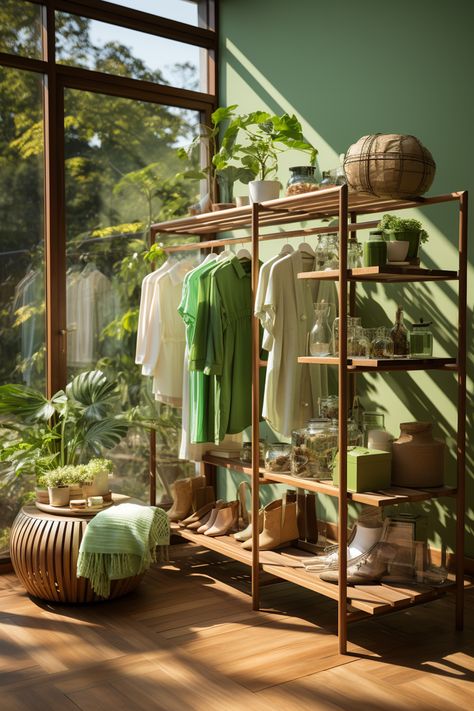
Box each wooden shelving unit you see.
[152,186,467,656]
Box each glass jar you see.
[371,327,394,358]
[410,318,433,357]
[319,395,338,419]
[309,302,332,356]
[332,316,361,356]
[264,442,292,472]
[291,418,336,479]
[286,165,319,196]
[390,305,410,357]
[240,440,265,466]
[363,230,387,267]
[348,237,363,268]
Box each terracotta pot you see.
[392,422,445,488]
[35,487,49,504]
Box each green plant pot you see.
[386,230,421,259]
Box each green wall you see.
[217,0,474,557]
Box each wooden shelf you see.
[152,189,462,236]
[170,524,456,619]
[203,456,456,507]
[297,266,459,282]
[297,356,457,371]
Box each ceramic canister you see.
[391,422,445,488]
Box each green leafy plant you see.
[177,104,256,204]
[220,110,318,181]
[378,214,429,243]
[0,370,141,484]
[85,458,113,478]
[43,468,70,489]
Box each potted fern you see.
[378,214,429,260]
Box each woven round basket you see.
[343,134,436,199]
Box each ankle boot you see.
[319,542,397,585]
[242,500,298,551]
[190,475,206,511]
[194,485,215,512]
[204,501,239,537]
[233,509,263,542]
[167,478,193,521]
[180,500,216,527]
[197,502,224,533]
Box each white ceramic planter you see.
[48,486,70,507]
[83,470,110,497]
[387,240,409,262]
[248,180,280,204]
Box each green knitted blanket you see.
[77,503,170,598]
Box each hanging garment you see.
[147,259,193,405]
[260,250,337,437]
[67,265,116,367]
[12,268,43,385]
[135,259,171,367]
[254,246,294,351]
[190,256,256,444]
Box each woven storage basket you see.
[343,134,436,199]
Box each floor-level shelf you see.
[170,524,457,621]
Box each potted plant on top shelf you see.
[378,214,429,260]
[218,110,318,203]
[177,104,256,211]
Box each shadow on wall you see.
[220,0,474,554]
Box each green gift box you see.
[333,447,391,492]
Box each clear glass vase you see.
[309,303,332,356]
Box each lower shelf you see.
[171,524,456,620]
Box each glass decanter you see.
[309,302,332,356]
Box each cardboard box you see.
[333,447,391,492]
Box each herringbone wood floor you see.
[1,543,473,710]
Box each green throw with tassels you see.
[77,503,170,598]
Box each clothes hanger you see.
[298,241,315,257]
[236,241,252,260]
[279,243,294,256]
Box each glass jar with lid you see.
[363,230,387,267]
[319,395,338,419]
[285,165,320,196]
[410,318,433,357]
[291,418,336,479]
[264,442,292,472]
[240,440,265,466]
[371,327,394,358]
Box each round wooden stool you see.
[10,506,144,603]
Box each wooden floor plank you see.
[0,544,472,710]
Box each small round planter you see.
[48,485,70,507]
[386,230,421,259]
[82,470,110,497]
[248,180,280,204]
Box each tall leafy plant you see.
[0,370,136,483]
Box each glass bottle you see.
[390,305,410,357]
[363,230,387,267]
[348,236,363,268]
[410,318,433,357]
[309,302,332,356]
[286,165,320,196]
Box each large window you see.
[0,0,216,561]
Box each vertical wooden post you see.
[43,7,66,396]
[337,184,349,654]
[348,211,357,410]
[251,202,261,611]
[148,226,158,506]
[456,190,468,630]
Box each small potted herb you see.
[44,468,70,507]
[378,214,429,259]
[82,458,113,497]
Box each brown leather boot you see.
[167,478,193,522]
[242,500,298,551]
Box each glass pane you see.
[56,12,205,91]
[0,67,45,559]
[109,0,199,26]
[0,0,43,58]
[64,89,199,503]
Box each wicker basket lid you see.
[343,134,436,199]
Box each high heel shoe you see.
[204,501,239,537]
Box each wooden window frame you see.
[0,0,218,396]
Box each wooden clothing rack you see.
[150,185,468,655]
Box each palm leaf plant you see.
[0,370,141,485]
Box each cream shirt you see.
[261,250,337,437]
[135,260,171,368]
